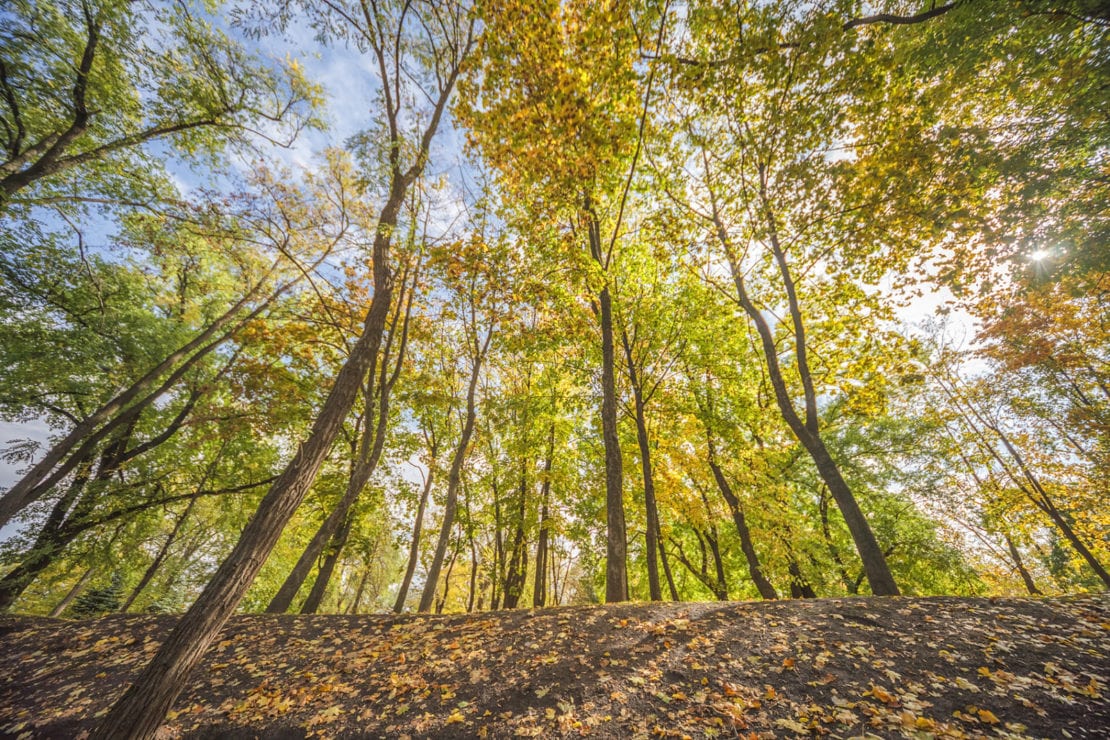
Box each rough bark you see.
[89,130,431,733]
[585,202,626,603]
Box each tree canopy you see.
[0,0,1106,736]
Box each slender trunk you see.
[705,526,728,600]
[0,461,93,612]
[0,267,293,527]
[1005,534,1042,596]
[991,430,1110,588]
[706,188,898,596]
[435,537,461,614]
[490,475,504,611]
[90,168,412,738]
[787,557,817,599]
[121,498,197,612]
[418,328,489,612]
[267,270,414,613]
[818,488,857,594]
[394,466,435,613]
[584,204,626,604]
[669,533,723,599]
[349,568,370,615]
[621,328,661,600]
[707,455,778,600]
[599,281,627,603]
[659,537,679,601]
[502,463,528,609]
[532,424,554,608]
[50,567,95,617]
[301,510,355,614]
[1043,502,1110,588]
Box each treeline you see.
[0,0,1106,736]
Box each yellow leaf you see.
[978,709,1000,724]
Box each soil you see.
[1,594,1107,738]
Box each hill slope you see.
[1,595,1107,738]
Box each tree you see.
[91,2,474,736]
[0,0,316,207]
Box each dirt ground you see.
[1,594,1107,738]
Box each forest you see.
[0,0,1107,737]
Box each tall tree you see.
[91,2,474,736]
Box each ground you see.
[1,595,1107,738]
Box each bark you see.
[532,424,555,608]
[267,269,415,613]
[417,326,491,613]
[706,189,899,596]
[585,204,626,603]
[89,92,443,731]
[706,452,778,600]
[394,464,435,613]
[620,328,662,600]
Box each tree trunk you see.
[89,169,413,738]
[300,511,355,614]
[818,487,857,594]
[621,328,661,600]
[394,466,435,613]
[1005,534,1042,596]
[707,456,778,600]
[50,567,95,617]
[0,270,295,528]
[267,271,414,613]
[502,463,528,610]
[598,281,627,603]
[418,328,489,613]
[121,498,196,612]
[435,536,461,614]
[787,557,817,599]
[349,568,370,615]
[708,194,899,597]
[532,424,555,608]
[583,203,627,604]
[705,526,729,600]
